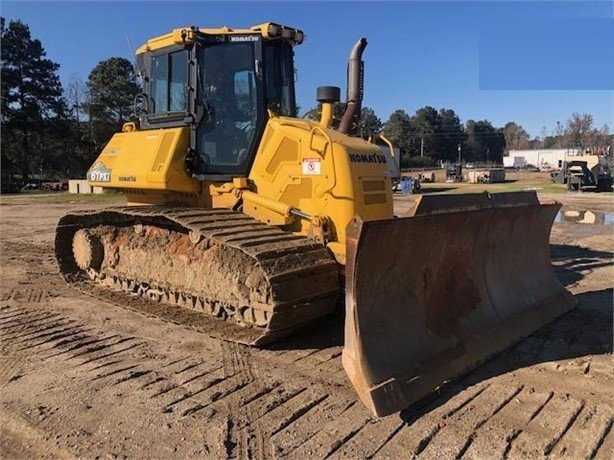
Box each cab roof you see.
[136,22,304,54]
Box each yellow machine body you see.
[89,117,393,264]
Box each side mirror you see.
[134,93,149,116]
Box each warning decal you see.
[302,158,321,175]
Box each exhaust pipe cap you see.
[317,86,341,104]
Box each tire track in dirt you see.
[375,383,490,458]
[552,404,613,458]
[2,293,612,460]
[0,305,146,390]
[466,388,554,459]
[417,384,524,458]
[1,315,71,343]
[591,417,613,459]
[1,288,56,303]
[0,304,361,459]
[508,393,588,458]
[272,391,360,457]
[2,294,612,459]
[284,400,371,458]
[242,386,332,458]
[0,354,24,389]
[2,232,613,459]
[328,415,404,459]
[0,306,76,387]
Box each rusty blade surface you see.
[343,193,576,417]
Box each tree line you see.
[1,18,138,183]
[305,106,612,169]
[2,18,611,183]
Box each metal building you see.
[504,149,583,170]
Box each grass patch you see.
[2,191,126,204]
[421,180,568,195]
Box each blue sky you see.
[3,0,613,138]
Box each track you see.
[1,196,613,458]
[55,206,340,345]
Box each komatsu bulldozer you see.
[55,23,575,417]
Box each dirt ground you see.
[0,187,612,459]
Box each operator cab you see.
[135,24,302,178]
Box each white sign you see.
[302,158,321,175]
[87,163,111,182]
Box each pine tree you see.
[1,18,67,181]
[84,57,139,148]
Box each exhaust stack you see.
[338,38,367,134]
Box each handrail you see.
[309,125,337,196]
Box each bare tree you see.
[65,73,87,122]
[503,122,530,153]
[564,112,594,150]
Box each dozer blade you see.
[342,191,576,417]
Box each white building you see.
[504,149,583,170]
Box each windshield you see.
[196,40,260,175]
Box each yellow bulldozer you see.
[55,23,575,417]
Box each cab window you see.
[263,41,296,117]
[151,50,188,113]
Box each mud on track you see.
[1,193,613,459]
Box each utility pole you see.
[421,137,424,157]
[457,143,461,164]
[486,147,489,166]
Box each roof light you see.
[263,22,304,44]
[267,23,282,38]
